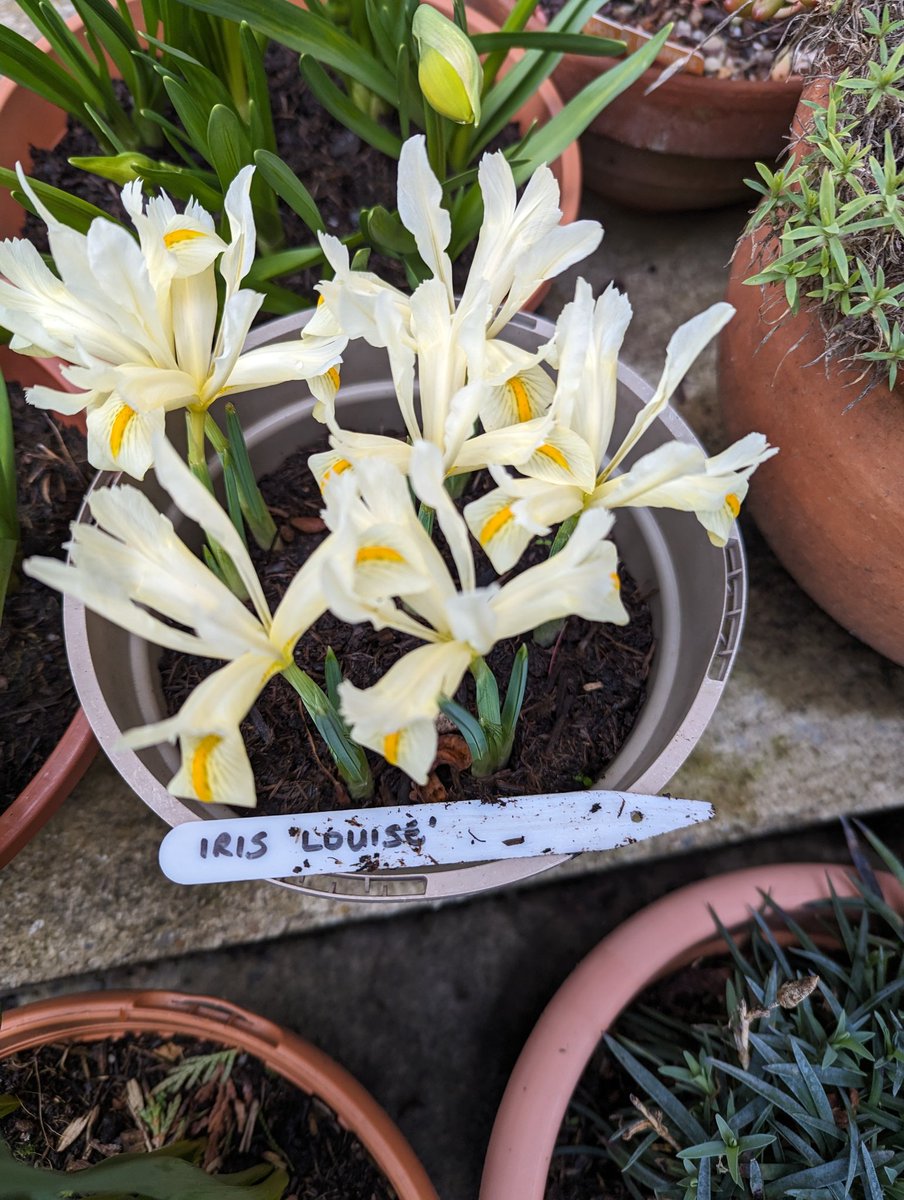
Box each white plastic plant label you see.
[159,790,714,884]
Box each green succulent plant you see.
[559,824,904,1199]
[743,3,904,388]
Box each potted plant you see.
[0,0,671,310]
[0,989,438,1198]
[720,3,904,664]
[469,0,806,211]
[4,137,774,902]
[480,826,904,1200]
[0,357,96,870]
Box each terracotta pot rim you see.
[0,989,439,1200]
[479,861,904,1200]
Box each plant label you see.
[158,790,714,884]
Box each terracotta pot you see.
[0,989,438,1199]
[64,311,747,904]
[0,2,580,310]
[480,862,904,1200]
[0,359,95,870]
[468,1,801,211]
[720,227,904,666]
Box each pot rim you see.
[0,359,96,870]
[0,988,438,1200]
[63,311,747,903]
[479,861,904,1200]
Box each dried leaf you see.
[777,975,820,1009]
[55,1107,95,1154]
[289,515,326,533]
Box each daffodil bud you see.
[412,5,482,126]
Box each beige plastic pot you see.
[0,358,96,870]
[0,989,438,1200]
[480,862,904,1200]
[64,310,747,903]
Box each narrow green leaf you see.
[207,103,252,191]
[253,150,325,234]
[0,25,89,116]
[506,26,672,180]
[500,643,529,736]
[470,31,625,57]
[0,371,17,537]
[323,648,342,710]
[0,169,121,234]
[175,0,399,106]
[241,21,277,154]
[298,55,403,159]
[0,1094,21,1119]
[224,403,276,549]
[161,74,213,158]
[438,695,491,764]
[605,1036,709,1144]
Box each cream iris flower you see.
[320,443,628,784]
[305,134,603,491]
[0,167,346,479]
[24,437,330,807]
[466,280,778,572]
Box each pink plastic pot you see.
[480,862,904,1200]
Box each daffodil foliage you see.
[25,135,775,808]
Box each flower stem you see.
[185,410,248,600]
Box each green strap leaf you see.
[207,103,252,192]
[0,24,90,116]
[175,0,399,106]
[253,150,325,235]
[298,55,403,160]
[0,1137,288,1199]
[438,695,491,767]
[470,31,625,57]
[0,167,122,234]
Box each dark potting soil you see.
[540,0,795,81]
[546,960,732,1200]
[0,1031,396,1198]
[159,438,655,815]
[0,385,91,813]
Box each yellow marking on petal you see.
[479,505,514,546]
[191,734,223,803]
[508,376,532,422]
[317,293,325,307]
[725,492,741,518]
[327,366,340,391]
[356,545,405,565]
[611,571,621,592]
[163,227,207,248]
[109,405,136,459]
[383,731,401,765]
[536,443,570,471]
[320,458,352,490]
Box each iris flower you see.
[320,442,627,783]
[25,437,330,807]
[306,134,602,491]
[465,280,778,572]
[0,167,345,479]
